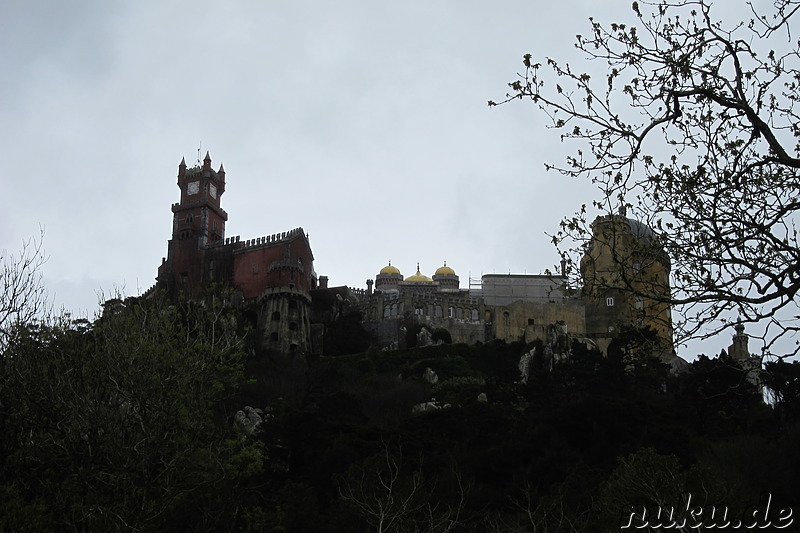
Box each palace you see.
[156,153,316,354]
[155,153,677,362]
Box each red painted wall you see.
[232,236,314,299]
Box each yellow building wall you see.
[489,299,586,344]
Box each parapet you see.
[218,227,307,250]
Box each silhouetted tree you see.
[493,0,800,356]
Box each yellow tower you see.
[580,211,673,355]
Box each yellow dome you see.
[434,262,456,276]
[379,262,401,276]
[405,270,433,282]
[405,263,433,282]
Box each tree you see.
[492,0,800,356]
[338,441,467,533]
[0,292,261,531]
[763,359,800,417]
[481,483,588,533]
[0,228,49,351]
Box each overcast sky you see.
[1,1,756,357]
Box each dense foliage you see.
[2,291,798,531]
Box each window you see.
[271,311,280,321]
[528,318,535,326]
[270,332,279,342]
[635,297,644,310]
[606,297,614,307]
[289,322,298,331]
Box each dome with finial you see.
[379,261,402,276]
[405,263,433,282]
[434,261,456,276]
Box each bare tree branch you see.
[0,227,50,351]
[493,0,800,357]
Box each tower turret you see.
[581,211,673,354]
[432,261,460,291]
[158,152,229,297]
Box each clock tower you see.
[173,151,227,246]
[159,152,228,296]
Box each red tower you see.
[158,152,228,296]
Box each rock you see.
[417,326,433,347]
[477,392,488,403]
[412,400,451,414]
[518,349,534,383]
[234,406,265,436]
[422,367,439,384]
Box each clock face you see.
[210,184,217,199]
[187,181,199,195]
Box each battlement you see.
[259,284,313,302]
[212,227,307,250]
[140,283,158,300]
[184,165,203,177]
[171,201,228,220]
[349,287,369,298]
[268,259,305,274]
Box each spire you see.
[203,151,211,169]
[178,156,187,179]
